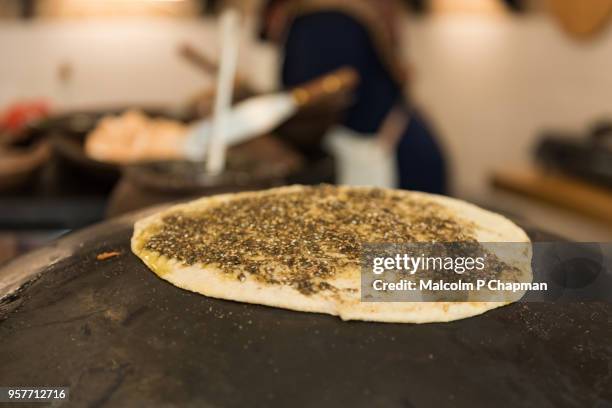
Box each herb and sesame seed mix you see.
[141,185,475,295]
[132,185,531,323]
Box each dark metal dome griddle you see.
[0,208,610,408]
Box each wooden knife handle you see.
[178,43,218,74]
[290,67,360,108]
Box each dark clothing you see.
[282,11,400,134]
[281,11,447,194]
[396,110,447,194]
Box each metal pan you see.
[105,135,334,218]
[41,107,192,186]
[0,141,50,193]
[0,209,610,407]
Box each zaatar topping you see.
[143,185,478,295]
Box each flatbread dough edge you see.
[131,185,532,324]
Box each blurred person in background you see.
[260,0,447,194]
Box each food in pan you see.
[131,185,531,323]
[84,110,187,163]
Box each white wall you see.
[406,15,612,198]
[0,18,277,111]
[1,15,611,202]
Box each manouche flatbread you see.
[131,185,532,323]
